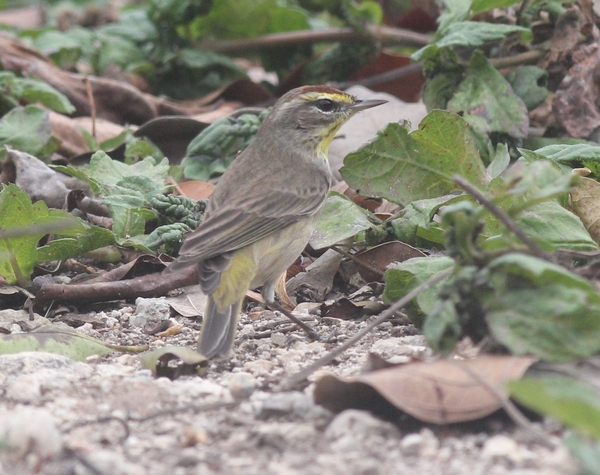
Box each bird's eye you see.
[315,98,335,113]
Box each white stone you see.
[0,407,61,459]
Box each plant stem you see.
[453,175,554,262]
[277,266,454,391]
[198,25,432,54]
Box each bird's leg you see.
[265,299,321,341]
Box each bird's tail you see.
[198,296,243,359]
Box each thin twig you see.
[83,77,96,139]
[333,62,424,90]
[199,25,432,54]
[129,401,239,423]
[453,175,554,262]
[457,361,557,449]
[65,415,130,442]
[331,245,384,278]
[489,50,544,69]
[277,266,454,391]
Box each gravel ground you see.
[0,299,578,475]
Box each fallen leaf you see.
[314,355,535,424]
[355,241,427,283]
[0,324,148,361]
[175,181,215,200]
[139,346,208,379]
[570,176,600,243]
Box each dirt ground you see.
[0,298,577,475]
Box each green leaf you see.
[37,225,115,263]
[487,143,511,179]
[182,111,266,181]
[383,256,455,325]
[526,143,600,177]
[564,433,600,474]
[310,193,373,250]
[471,0,522,14]
[436,22,531,49]
[504,66,548,111]
[19,79,75,114]
[103,188,157,238]
[447,51,529,139]
[0,184,78,284]
[0,106,53,157]
[157,48,247,100]
[413,22,530,61]
[95,33,149,74]
[437,0,472,33]
[513,201,598,251]
[54,152,166,240]
[509,376,600,439]
[32,30,83,67]
[422,70,463,111]
[484,253,600,361]
[85,151,169,190]
[0,324,148,361]
[187,0,309,39]
[341,111,489,206]
[385,194,466,246]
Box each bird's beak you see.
[350,99,388,111]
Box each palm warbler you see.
[169,85,386,359]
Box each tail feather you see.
[198,296,243,359]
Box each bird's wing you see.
[171,184,327,269]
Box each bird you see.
[168,85,386,359]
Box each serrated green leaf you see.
[85,151,169,191]
[0,185,78,284]
[437,22,531,49]
[341,111,488,206]
[509,376,600,439]
[413,22,530,61]
[437,0,472,33]
[310,193,373,250]
[447,51,529,139]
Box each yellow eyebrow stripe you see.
[299,92,354,103]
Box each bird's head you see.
[260,85,387,155]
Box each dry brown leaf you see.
[174,181,215,200]
[0,34,158,125]
[355,241,426,283]
[570,176,600,242]
[320,298,364,320]
[553,41,600,138]
[135,117,207,163]
[72,117,128,144]
[49,112,90,157]
[314,355,536,424]
[0,6,43,29]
